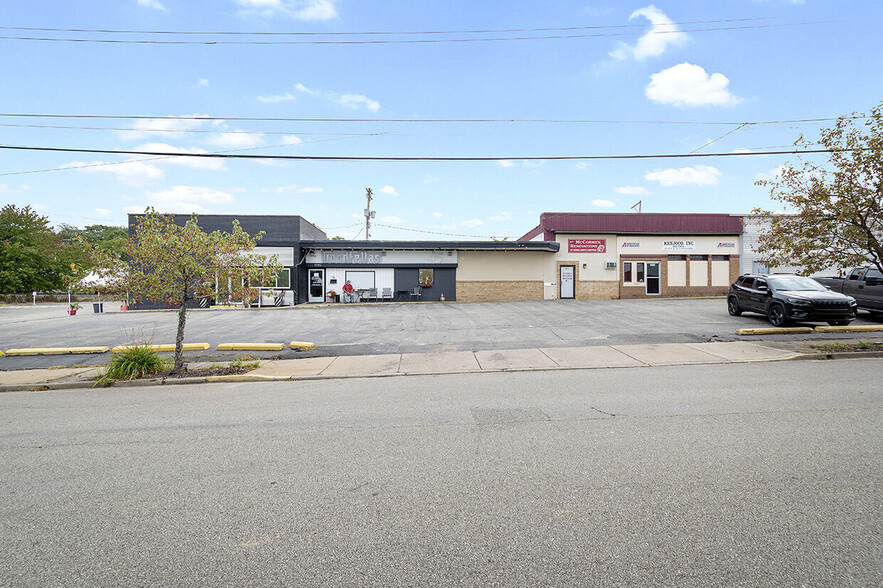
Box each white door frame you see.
[646,261,661,295]
[308,269,325,303]
[560,265,575,299]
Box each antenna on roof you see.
[364,187,375,240]
[631,200,642,213]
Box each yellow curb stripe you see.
[111,343,211,353]
[4,347,110,356]
[217,343,284,351]
[290,341,316,350]
[736,327,814,335]
[815,325,883,333]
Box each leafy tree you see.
[81,209,281,372]
[752,104,883,274]
[0,204,83,293]
[57,223,129,261]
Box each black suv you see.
[728,274,857,327]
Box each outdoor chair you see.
[381,287,393,301]
[366,288,377,302]
[410,287,422,301]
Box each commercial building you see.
[129,211,745,305]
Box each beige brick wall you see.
[576,280,620,299]
[457,280,545,302]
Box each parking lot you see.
[1,298,881,370]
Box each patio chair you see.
[366,288,377,302]
[410,287,422,301]
[381,287,393,301]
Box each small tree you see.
[752,103,883,275]
[85,209,281,372]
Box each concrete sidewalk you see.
[0,341,825,392]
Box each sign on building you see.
[662,240,696,251]
[568,239,607,253]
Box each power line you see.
[0,122,390,137]
[0,22,828,45]
[0,112,860,126]
[0,17,780,37]
[0,144,851,163]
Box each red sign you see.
[568,238,607,253]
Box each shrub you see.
[99,343,169,382]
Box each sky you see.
[1,0,881,240]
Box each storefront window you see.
[275,268,290,288]
[637,262,645,283]
[418,268,434,287]
[623,262,632,283]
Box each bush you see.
[99,342,169,382]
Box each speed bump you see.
[217,343,284,351]
[815,325,883,333]
[736,327,814,336]
[111,343,210,353]
[4,347,110,356]
[290,341,316,350]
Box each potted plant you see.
[68,302,81,316]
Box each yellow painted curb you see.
[0,349,3,356]
[815,325,883,333]
[736,327,814,336]
[4,346,110,356]
[112,343,211,353]
[217,343,284,351]
[290,341,316,350]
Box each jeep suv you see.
[728,274,857,327]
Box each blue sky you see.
[1,0,880,240]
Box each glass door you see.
[646,262,660,295]
[308,269,325,303]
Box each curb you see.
[4,347,110,356]
[736,327,814,335]
[814,325,883,333]
[217,343,284,351]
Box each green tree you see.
[56,223,129,261]
[0,204,82,293]
[752,104,883,274]
[81,209,281,372]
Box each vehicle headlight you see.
[786,297,811,305]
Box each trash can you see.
[93,302,104,313]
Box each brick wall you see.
[457,281,545,302]
[577,280,620,299]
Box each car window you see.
[755,279,767,290]
[867,268,882,280]
[767,276,826,291]
[740,277,754,288]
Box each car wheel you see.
[827,320,852,326]
[727,296,742,316]
[768,304,788,327]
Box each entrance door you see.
[646,262,660,295]
[560,265,575,299]
[308,269,325,303]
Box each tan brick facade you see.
[456,280,545,302]
[619,255,740,299]
[577,280,620,299]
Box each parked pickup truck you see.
[815,267,883,316]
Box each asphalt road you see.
[1,298,882,370]
[1,360,880,586]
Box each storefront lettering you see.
[621,242,640,248]
[321,251,384,264]
[568,239,606,253]
[717,242,736,248]
[662,240,695,251]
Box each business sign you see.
[717,242,737,249]
[568,238,607,253]
[621,242,640,249]
[662,240,695,251]
[322,251,384,264]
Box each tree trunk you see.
[173,298,188,372]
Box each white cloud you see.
[755,166,786,182]
[591,199,617,208]
[380,185,398,196]
[282,135,303,145]
[489,211,514,221]
[424,175,441,183]
[432,211,443,218]
[295,83,317,95]
[142,185,235,213]
[62,159,164,185]
[0,184,7,192]
[275,184,323,194]
[134,143,226,170]
[196,78,209,88]
[337,94,380,113]
[380,216,404,224]
[615,185,651,195]
[205,131,265,148]
[732,148,753,154]
[610,5,687,61]
[233,0,338,20]
[257,92,296,103]
[461,218,484,228]
[644,164,721,186]
[93,208,112,217]
[116,115,209,140]
[646,63,742,108]
[138,0,166,11]
[496,160,516,168]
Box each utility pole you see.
[364,187,375,240]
